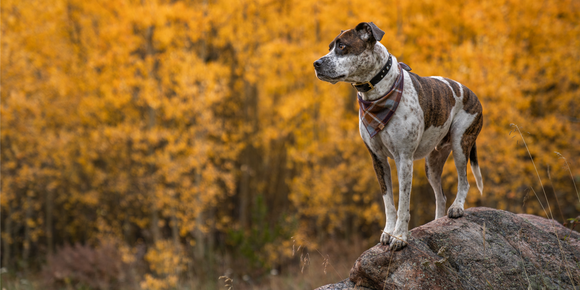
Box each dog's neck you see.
[355,43,400,102]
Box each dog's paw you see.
[380,231,391,245]
[388,235,407,251]
[447,206,464,218]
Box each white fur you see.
[472,163,484,194]
[448,109,478,210]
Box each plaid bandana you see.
[357,63,405,138]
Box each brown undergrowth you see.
[0,237,367,290]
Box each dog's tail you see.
[469,143,483,195]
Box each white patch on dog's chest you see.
[360,71,423,160]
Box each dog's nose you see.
[313,59,323,68]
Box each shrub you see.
[41,241,131,290]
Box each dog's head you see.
[313,22,385,84]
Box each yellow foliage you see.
[1,0,579,280]
[144,240,188,276]
[141,240,188,290]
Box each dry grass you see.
[510,124,579,289]
[215,238,367,290]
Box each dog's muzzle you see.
[313,58,328,77]
[313,58,344,83]
[313,59,323,69]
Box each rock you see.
[315,207,580,290]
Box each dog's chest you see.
[360,72,458,161]
[359,72,423,159]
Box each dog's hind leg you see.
[448,143,469,218]
[425,141,452,219]
[364,145,396,245]
[448,110,483,218]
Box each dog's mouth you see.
[315,71,346,84]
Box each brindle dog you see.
[314,22,483,250]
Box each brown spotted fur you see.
[329,29,370,56]
[409,72,457,129]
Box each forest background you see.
[1,0,579,289]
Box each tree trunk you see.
[171,205,179,247]
[2,203,12,269]
[239,153,251,230]
[145,24,160,244]
[46,188,54,257]
[194,172,205,258]
[22,191,32,270]
[239,81,259,230]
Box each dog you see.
[313,22,483,251]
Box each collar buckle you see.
[352,81,374,91]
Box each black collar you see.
[352,54,392,92]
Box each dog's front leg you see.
[380,160,396,244]
[365,146,396,245]
[390,155,413,250]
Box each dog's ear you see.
[355,22,385,43]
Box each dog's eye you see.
[338,43,346,50]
